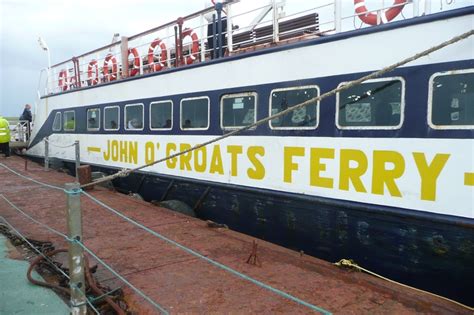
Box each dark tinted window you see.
[104,106,119,130]
[150,101,172,129]
[181,97,209,129]
[338,79,403,128]
[270,87,318,129]
[125,104,144,130]
[87,108,100,130]
[431,71,474,127]
[221,93,256,128]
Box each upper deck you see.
[38,0,472,98]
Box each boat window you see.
[336,77,404,129]
[150,101,173,130]
[269,86,319,129]
[52,112,62,131]
[221,92,257,129]
[63,111,75,131]
[429,69,474,129]
[180,97,209,130]
[125,103,144,131]
[104,106,120,131]
[87,108,100,131]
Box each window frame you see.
[149,100,173,131]
[268,85,320,130]
[180,96,210,131]
[220,92,258,130]
[428,68,474,130]
[87,108,101,131]
[63,110,76,132]
[335,76,405,130]
[52,112,62,131]
[103,105,120,131]
[124,103,145,131]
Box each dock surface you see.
[0,235,69,315]
[0,156,469,314]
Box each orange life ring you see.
[128,48,140,76]
[103,54,118,81]
[58,69,68,91]
[148,38,168,72]
[181,28,200,65]
[87,60,99,85]
[354,0,405,25]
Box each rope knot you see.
[334,259,360,270]
[118,168,130,178]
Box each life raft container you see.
[181,28,200,65]
[148,38,168,72]
[58,69,68,91]
[87,60,99,85]
[354,0,405,25]
[128,48,140,76]
[103,54,118,81]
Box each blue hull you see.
[75,163,473,306]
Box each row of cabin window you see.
[52,70,474,132]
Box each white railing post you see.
[44,137,49,171]
[334,0,342,33]
[226,4,233,54]
[75,140,80,181]
[413,0,420,17]
[272,0,279,43]
[64,182,87,315]
[200,14,207,61]
[121,36,129,79]
[424,0,431,15]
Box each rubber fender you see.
[157,200,196,218]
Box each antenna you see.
[38,37,49,51]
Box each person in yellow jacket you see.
[0,115,11,157]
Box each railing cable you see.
[0,193,169,315]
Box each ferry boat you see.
[28,0,473,305]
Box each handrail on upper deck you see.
[39,0,465,97]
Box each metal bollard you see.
[75,141,80,181]
[44,137,49,171]
[65,182,87,315]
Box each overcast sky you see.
[0,0,470,117]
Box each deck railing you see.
[39,0,465,97]
[8,120,30,147]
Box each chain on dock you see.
[81,29,474,189]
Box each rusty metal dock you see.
[0,156,470,314]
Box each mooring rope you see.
[81,29,474,188]
[334,259,474,311]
